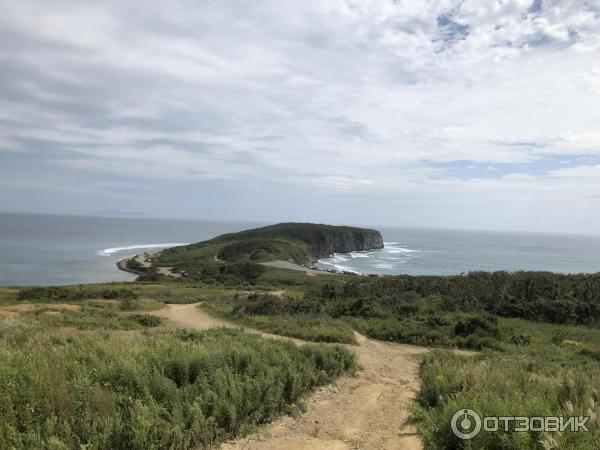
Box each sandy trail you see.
[151,303,306,345]
[152,303,427,450]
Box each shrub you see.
[233,294,321,317]
[136,268,163,282]
[16,286,137,302]
[126,259,146,272]
[127,314,161,327]
[415,347,600,450]
[453,315,499,338]
[17,286,80,302]
[121,297,137,310]
[102,288,137,300]
[0,328,355,449]
[504,329,531,346]
[455,334,504,351]
[219,262,265,283]
[579,347,600,362]
[351,318,452,347]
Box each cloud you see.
[1,0,600,230]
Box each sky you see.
[1,0,600,233]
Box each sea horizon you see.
[4,210,600,239]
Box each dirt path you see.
[152,303,427,450]
[151,303,306,345]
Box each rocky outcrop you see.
[306,228,384,261]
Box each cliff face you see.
[241,222,384,262]
[308,229,384,261]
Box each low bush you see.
[232,293,321,316]
[414,348,600,449]
[453,315,499,338]
[101,288,138,300]
[350,317,452,347]
[17,286,138,302]
[126,259,146,272]
[579,347,600,362]
[219,262,266,283]
[0,327,355,449]
[454,334,504,351]
[202,301,356,344]
[127,314,162,327]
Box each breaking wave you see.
[315,241,436,274]
[97,243,189,256]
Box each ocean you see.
[1,213,600,286]
[0,213,260,286]
[316,226,600,276]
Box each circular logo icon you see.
[451,409,481,440]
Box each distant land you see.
[120,222,384,279]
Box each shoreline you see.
[116,251,183,279]
[115,258,143,276]
[115,253,367,279]
[261,259,380,277]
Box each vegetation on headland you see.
[154,222,383,273]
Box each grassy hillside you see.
[5,262,600,449]
[0,290,356,450]
[195,277,600,448]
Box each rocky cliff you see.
[212,222,384,264]
[304,227,384,260]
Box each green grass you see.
[199,292,532,350]
[21,306,163,331]
[255,266,351,288]
[413,346,600,449]
[3,283,244,307]
[0,287,23,306]
[16,285,138,302]
[201,299,357,344]
[0,316,355,450]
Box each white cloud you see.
[1,0,600,229]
